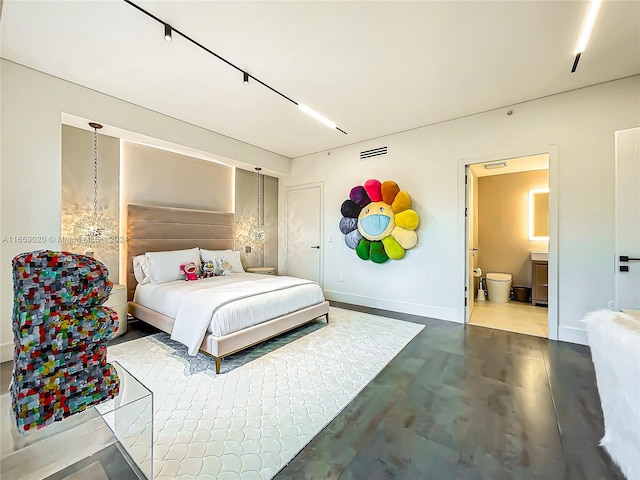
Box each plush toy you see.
[216,257,233,276]
[180,262,200,281]
[202,260,216,278]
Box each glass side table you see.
[1,361,153,480]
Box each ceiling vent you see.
[360,146,388,160]
[483,161,508,170]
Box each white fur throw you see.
[582,310,640,480]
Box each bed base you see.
[128,301,330,373]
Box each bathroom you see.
[468,154,549,337]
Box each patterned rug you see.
[107,307,424,480]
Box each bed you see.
[126,204,330,373]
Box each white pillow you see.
[145,248,201,284]
[200,249,245,273]
[133,255,151,284]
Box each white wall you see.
[0,60,290,362]
[279,76,640,345]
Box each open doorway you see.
[466,154,550,337]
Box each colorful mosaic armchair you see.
[10,250,120,433]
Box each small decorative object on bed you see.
[215,257,233,276]
[180,261,200,281]
[10,250,120,433]
[202,260,216,278]
[583,309,640,480]
[340,179,420,263]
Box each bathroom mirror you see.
[529,189,549,240]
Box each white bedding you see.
[133,273,325,349]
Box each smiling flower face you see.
[339,179,420,263]
[358,202,395,240]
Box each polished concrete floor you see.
[470,300,548,338]
[1,307,621,480]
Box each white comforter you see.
[134,274,324,355]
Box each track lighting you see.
[571,0,602,73]
[298,104,337,130]
[124,0,347,134]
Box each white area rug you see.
[107,307,424,480]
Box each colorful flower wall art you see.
[340,179,419,263]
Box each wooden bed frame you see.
[126,204,329,373]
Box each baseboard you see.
[558,326,588,346]
[323,290,459,323]
[1,342,13,363]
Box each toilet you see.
[486,273,512,303]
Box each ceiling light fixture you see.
[298,104,337,130]
[571,0,602,73]
[243,72,249,85]
[124,0,346,134]
[164,23,172,42]
[72,122,116,250]
[483,161,508,170]
[236,168,269,253]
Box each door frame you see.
[285,182,324,287]
[457,145,559,340]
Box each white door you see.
[615,128,640,314]
[286,184,322,284]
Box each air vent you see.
[483,161,508,170]
[360,146,388,160]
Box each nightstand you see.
[246,267,276,275]
[105,283,127,337]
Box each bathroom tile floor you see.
[469,300,548,337]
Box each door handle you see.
[620,255,640,262]
[311,246,320,249]
[470,248,479,251]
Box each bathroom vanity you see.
[531,254,549,306]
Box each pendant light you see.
[250,167,269,245]
[72,122,116,249]
[236,167,269,249]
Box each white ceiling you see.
[2,1,638,159]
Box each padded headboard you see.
[126,204,234,301]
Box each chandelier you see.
[72,122,116,248]
[236,168,269,248]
